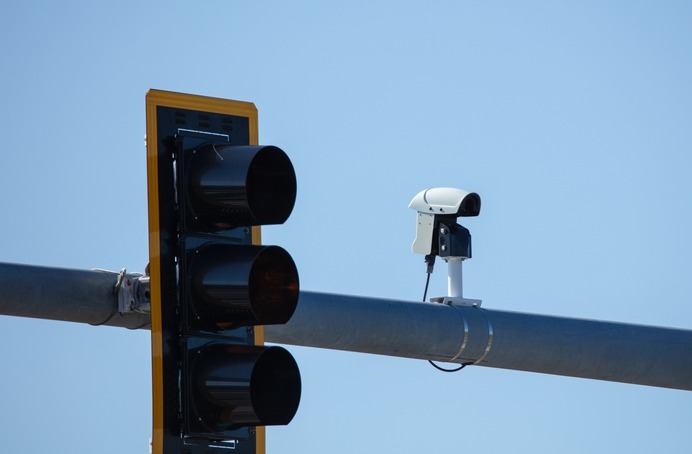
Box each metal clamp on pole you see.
[114,268,151,314]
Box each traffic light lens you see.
[250,346,302,425]
[249,245,299,324]
[246,145,297,226]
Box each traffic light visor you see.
[188,144,297,230]
[189,344,302,431]
[190,244,299,329]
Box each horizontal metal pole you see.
[0,262,150,329]
[1,262,691,390]
[266,292,692,391]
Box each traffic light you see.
[145,89,301,454]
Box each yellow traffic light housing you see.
[146,90,301,454]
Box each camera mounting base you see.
[430,297,483,307]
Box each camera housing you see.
[409,188,480,256]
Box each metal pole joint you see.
[113,268,151,314]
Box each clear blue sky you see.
[1,1,691,453]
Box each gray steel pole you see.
[266,292,692,390]
[0,262,150,330]
[1,262,691,390]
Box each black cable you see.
[422,268,432,302]
[422,254,469,373]
[428,360,469,373]
[89,309,119,327]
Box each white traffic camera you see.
[409,187,480,257]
